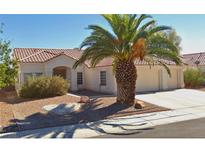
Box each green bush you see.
[184,68,205,88]
[19,76,69,98]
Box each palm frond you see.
[157,60,171,77]
[147,35,179,53]
[143,56,155,69]
[139,20,156,31]
[101,14,125,41]
[90,53,112,67]
[73,14,182,72]
[148,48,182,65]
[135,14,152,29]
[148,26,171,35]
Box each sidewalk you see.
[1,106,205,138]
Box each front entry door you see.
[53,67,67,79]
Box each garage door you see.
[136,67,160,93]
[168,69,178,89]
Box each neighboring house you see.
[183,52,205,73]
[13,48,184,94]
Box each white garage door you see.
[136,67,160,93]
[168,69,178,89]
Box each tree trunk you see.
[115,60,137,105]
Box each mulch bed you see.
[0,95,169,133]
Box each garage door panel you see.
[136,68,160,92]
[168,69,178,89]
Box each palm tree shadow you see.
[1,100,154,138]
[1,121,153,138]
[2,119,153,138]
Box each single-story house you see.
[183,52,205,73]
[13,48,184,94]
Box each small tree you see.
[160,29,182,53]
[0,29,18,89]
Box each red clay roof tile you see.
[182,52,205,66]
[13,48,178,67]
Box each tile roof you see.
[182,52,205,66]
[13,48,82,63]
[13,48,178,67]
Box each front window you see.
[24,73,33,82]
[77,72,83,85]
[35,73,43,77]
[23,72,43,82]
[100,71,106,86]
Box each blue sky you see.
[0,14,204,54]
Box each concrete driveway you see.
[136,89,205,109]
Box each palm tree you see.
[73,14,182,105]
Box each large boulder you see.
[134,100,146,109]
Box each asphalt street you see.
[95,118,205,138]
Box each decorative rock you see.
[134,100,146,109]
[79,96,90,103]
[43,103,82,115]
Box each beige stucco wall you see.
[168,69,178,89]
[19,63,45,86]
[135,66,160,92]
[135,65,184,93]
[84,66,116,94]
[44,55,85,91]
[17,56,184,94]
[166,66,184,90]
[84,65,184,94]
[18,55,86,91]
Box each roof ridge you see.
[14,47,78,50]
[183,52,205,56]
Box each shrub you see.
[19,76,69,98]
[184,68,205,88]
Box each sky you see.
[0,14,204,54]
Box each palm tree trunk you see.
[115,60,137,105]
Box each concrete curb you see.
[1,108,205,138]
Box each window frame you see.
[23,72,43,82]
[77,72,83,85]
[34,72,43,77]
[100,71,107,86]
